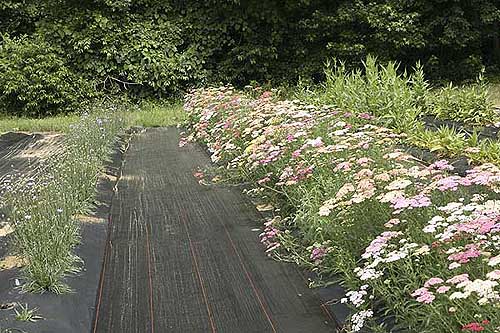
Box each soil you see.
[0,256,25,270]
[0,224,13,237]
[403,145,472,176]
[73,215,106,225]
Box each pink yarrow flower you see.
[436,286,451,294]
[446,273,470,285]
[357,157,372,165]
[306,137,324,148]
[447,244,482,264]
[358,113,373,120]
[411,287,435,304]
[428,160,454,171]
[291,149,302,158]
[424,277,444,288]
[310,246,328,262]
[334,161,352,171]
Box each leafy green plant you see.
[322,56,425,132]
[425,76,496,125]
[14,303,43,322]
[410,126,468,155]
[467,140,500,164]
[408,125,500,166]
[0,35,95,117]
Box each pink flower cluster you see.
[462,320,490,332]
[259,218,282,253]
[276,163,315,186]
[362,231,403,260]
[391,194,432,210]
[411,287,435,304]
[447,244,482,264]
[310,244,331,264]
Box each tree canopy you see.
[1,0,499,115]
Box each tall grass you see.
[131,100,185,127]
[0,114,79,133]
[1,105,124,293]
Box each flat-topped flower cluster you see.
[183,86,500,332]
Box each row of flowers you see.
[2,111,125,292]
[182,86,500,332]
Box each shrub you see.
[0,1,498,115]
[3,0,499,95]
[181,0,500,84]
[0,0,41,36]
[0,35,94,117]
[37,5,205,97]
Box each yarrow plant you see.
[182,86,500,332]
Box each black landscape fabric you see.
[93,128,336,333]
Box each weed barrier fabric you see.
[93,128,336,333]
[0,132,128,332]
[420,115,500,140]
[401,144,472,176]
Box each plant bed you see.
[0,131,65,279]
[291,58,500,167]
[183,86,500,333]
[0,127,130,332]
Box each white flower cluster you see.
[341,285,370,307]
[355,237,421,281]
[354,267,383,281]
[425,200,500,243]
[351,309,374,332]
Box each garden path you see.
[92,127,335,333]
